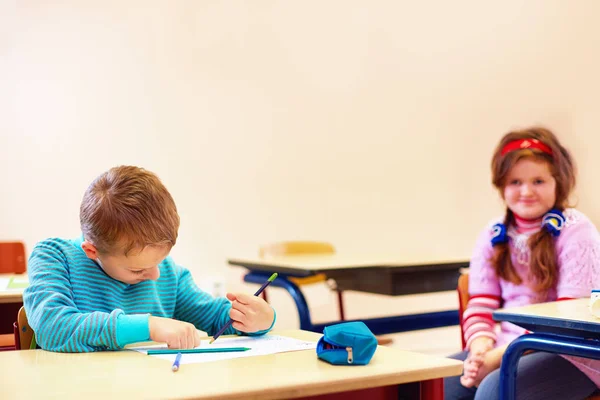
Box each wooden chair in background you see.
[457,273,469,350]
[15,306,35,350]
[0,241,26,274]
[0,241,27,350]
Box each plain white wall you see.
[2,1,600,331]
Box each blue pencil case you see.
[316,321,378,365]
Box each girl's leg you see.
[475,352,598,400]
[444,350,477,400]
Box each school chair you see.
[0,241,27,274]
[0,241,27,350]
[457,273,470,350]
[456,274,600,400]
[258,241,346,319]
[14,306,35,350]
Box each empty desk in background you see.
[228,255,469,335]
[0,274,28,335]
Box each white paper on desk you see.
[0,276,28,290]
[129,335,317,365]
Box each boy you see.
[23,165,275,352]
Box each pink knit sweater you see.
[466,209,600,386]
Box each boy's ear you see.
[81,241,99,260]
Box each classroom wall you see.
[2,1,600,331]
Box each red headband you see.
[501,139,553,156]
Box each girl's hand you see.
[461,344,507,388]
[460,352,486,388]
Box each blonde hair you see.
[490,127,576,291]
[80,166,180,255]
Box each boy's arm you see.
[23,242,149,352]
[174,268,275,336]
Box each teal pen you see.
[148,347,250,355]
[171,352,182,372]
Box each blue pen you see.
[172,352,182,372]
[209,272,278,344]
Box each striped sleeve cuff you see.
[466,330,497,349]
[115,314,151,347]
[463,294,501,349]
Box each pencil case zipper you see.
[321,338,354,364]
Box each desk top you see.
[493,298,600,337]
[0,330,462,400]
[0,273,27,304]
[228,254,469,277]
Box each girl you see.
[445,127,600,400]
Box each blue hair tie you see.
[491,223,508,246]
[542,208,566,237]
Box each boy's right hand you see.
[148,316,201,349]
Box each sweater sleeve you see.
[555,210,600,299]
[23,241,149,352]
[173,264,275,336]
[463,223,502,349]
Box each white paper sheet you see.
[129,335,317,364]
[0,276,29,290]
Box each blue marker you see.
[172,352,182,372]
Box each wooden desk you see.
[0,330,462,400]
[228,255,469,335]
[493,299,600,400]
[494,298,600,338]
[0,274,27,337]
[0,273,27,304]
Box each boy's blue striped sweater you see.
[23,237,274,352]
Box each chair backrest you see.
[0,242,27,274]
[259,241,336,258]
[457,273,469,350]
[16,307,35,350]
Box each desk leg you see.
[244,271,314,331]
[337,290,345,320]
[296,380,443,400]
[420,378,443,400]
[500,333,600,400]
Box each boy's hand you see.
[148,316,202,349]
[226,292,275,333]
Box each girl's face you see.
[503,158,556,220]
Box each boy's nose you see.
[146,267,160,281]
